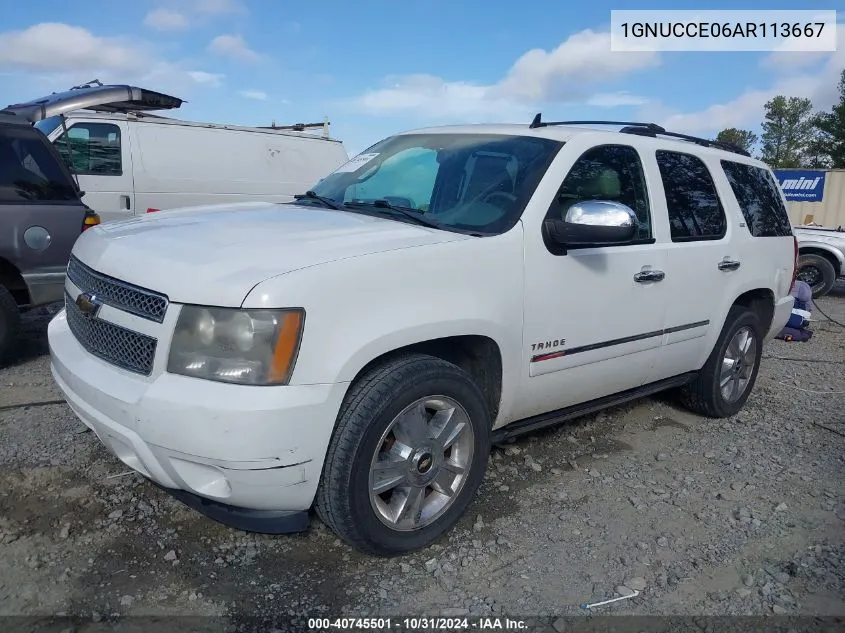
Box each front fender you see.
[241,230,526,421]
[797,241,845,274]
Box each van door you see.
[51,120,135,223]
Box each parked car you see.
[0,109,100,362]
[48,117,796,555]
[793,223,845,297]
[4,82,349,222]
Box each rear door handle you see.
[120,195,131,210]
[634,270,665,283]
[718,259,741,271]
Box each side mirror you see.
[545,200,637,246]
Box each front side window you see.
[547,144,653,242]
[0,126,79,203]
[55,122,122,176]
[303,133,563,235]
[720,160,793,237]
[656,150,727,242]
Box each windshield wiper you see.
[293,190,346,210]
[346,199,447,231]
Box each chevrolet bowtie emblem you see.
[75,292,102,319]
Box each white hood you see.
[72,202,468,306]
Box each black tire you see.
[0,284,21,364]
[679,305,763,418]
[796,253,837,298]
[314,353,492,556]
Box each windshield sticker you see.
[334,152,379,173]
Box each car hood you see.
[71,201,469,306]
[794,226,845,245]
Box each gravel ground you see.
[1,285,843,632]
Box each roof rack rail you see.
[528,113,750,157]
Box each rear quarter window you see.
[720,160,793,237]
[0,125,79,203]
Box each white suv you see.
[48,117,797,555]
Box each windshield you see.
[303,133,563,235]
[34,115,63,138]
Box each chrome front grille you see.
[65,292,157,376]
[67,256,169,323]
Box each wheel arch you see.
[798,244,844,276]
[732,287,776,334]
[0,257,31,307]
[341,333,505,424]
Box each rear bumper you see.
[766,295,795,341]
[22,269,66,306]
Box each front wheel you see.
[679,305,763,418]
[796,253,837,298]
[315,354,492,556]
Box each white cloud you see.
[760,51,829,71]
[208,34,262,62]
[239,89,267,100]
[654,24,845,135]
[492,30,660,102]
[0,23,227,103]
[0,23,148,73]
[144,8,190,31]
[188,70,225,87]
[349,29,659,119]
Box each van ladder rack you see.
[528,113,750,157]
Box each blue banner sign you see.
[774,169,826,202]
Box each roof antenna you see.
[529,113,542,129]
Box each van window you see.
[56,122,122,176]
[720,161,793,237]
[656,150,727,242]
[0,125,79,203]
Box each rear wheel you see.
[679,305,763,418]
[0,284,21,364]
[796,253,837,298]
[315,354,491,556]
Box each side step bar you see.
[491,372,697,443]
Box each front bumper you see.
[48,308,349,522]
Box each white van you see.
[4,83,349,222]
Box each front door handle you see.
[120,195,131,210]
[718,259,741,271]
[634,270,665,283]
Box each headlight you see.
[167,306,305,386]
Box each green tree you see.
[809,69,845,168]
[759,96,814,167]
[715,128,758,154]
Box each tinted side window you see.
[720,161,793,237]
[548,144,652,241]
[656,150,727,242]
[56,122,122,176]
[0,126,79,203]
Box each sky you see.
[0,0,842,156]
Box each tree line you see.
[714,69,845,169]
